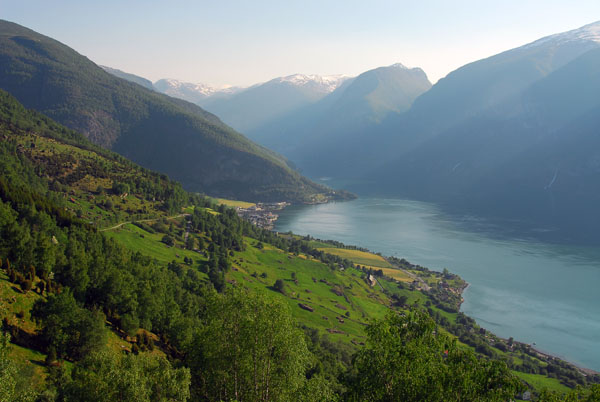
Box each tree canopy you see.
[347,310,524,401]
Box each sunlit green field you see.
[317,247,393,268]
[213,198,256,208]
[514,371,571,394]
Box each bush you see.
[20,279,32,292]
[161,235,174,246]
[112,182,130,195]
[120,313,139,337]
[274,279,285,294]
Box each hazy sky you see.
[2,1,600,87]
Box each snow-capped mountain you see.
[198,73,354,133]
[152,74,350,109]
[270,74,350,94]
[153,79,244,105]
[524,20,600,49]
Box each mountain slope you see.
[369,23,600,243]
[249,64,432,177]
[0,19,347,203]
[403,21,600,137]
[100,65,155,91]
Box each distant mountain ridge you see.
[150,74,349,105]
[267,73,350,95]
[153,78,244,105]
[0,19,350,204]
[245,63,432,178]
[196,73,351,134]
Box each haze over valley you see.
[105,21,600,245]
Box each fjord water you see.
[275,197,600,370]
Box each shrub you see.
[161,235,174,246]
[20,279,32,292]
[274,279,285,294]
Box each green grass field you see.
[229,241,392,343]
[317,247,393,268]
[214,198,256,208]
[102,224,394,344]
[373,267,413,282]
[514,371,571,394]
[103,222,207,266]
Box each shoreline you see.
[257,198,598,378]
[459,284,598,376]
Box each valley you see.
[0,88,591,399]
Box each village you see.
[234,202,289,229]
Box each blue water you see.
[275,197,600,370]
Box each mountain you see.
[153,78,243,105]
[0,19,350,203]
[100,65,155,91]
[368,21,600,243]
[248,64,432,178]
[199,73,350,134]
[391,21,600,139]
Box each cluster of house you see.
[235,202,289,229]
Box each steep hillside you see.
[369,23,600,243]
[100,65,155,91]
[0,20,347,204]
[402,21,600,137]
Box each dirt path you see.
[99,213,190,232]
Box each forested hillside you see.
[0,90,598,401]
[0,20,350,204]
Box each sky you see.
[2,0,600,87]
